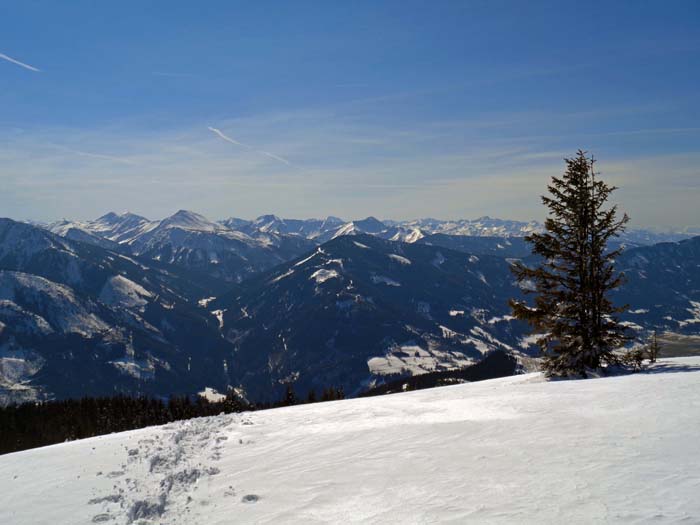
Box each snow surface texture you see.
[99,276,153,311]
[2,358,700,524]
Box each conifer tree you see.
[306,389,317,403]
[647,330,661,363]
[510,150,631,376]
[283,384,297,406]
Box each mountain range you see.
[44,211,694,282]
[0,211,698,405]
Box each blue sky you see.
[1,1,699,228]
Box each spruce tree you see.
[510,150,631,376]
[283,384,297,406]
[647,330,661,363]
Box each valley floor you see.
[1,358,700,524]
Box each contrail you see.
[208,126,292,166]
[207,126,251,149]
[53,145,135,165]
[259,150,292,166]
[0,52,40,72]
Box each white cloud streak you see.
[208,126,292,166]
[52,145,135,164]
[258,150,292,166]
[0,52,41,72]
[207,126,251,148]
[2,108,698,227]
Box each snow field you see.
[1,358,699,524]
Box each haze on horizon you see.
[1,1,699,229]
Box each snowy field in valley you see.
[1,358,700,524]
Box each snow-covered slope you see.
[0,219,240,404]
[42,212,316,283]
[1,358,699,524]
[116,211,315,283]
[89,212,157,244]
[212,234,528,400]
[46,220,123,251]
[41,212,693,287]
[46,213,156,247]
[410,216,543,238]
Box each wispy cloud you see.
[207,126,292,166]
[207,127,252,149]
[51,145,135,165]
[0,52,40,72]
[258,150,292,166]
[2,107,698,228]
[600,126,700,137]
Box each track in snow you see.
[2,358,700,524]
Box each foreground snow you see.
[2,358,700,524]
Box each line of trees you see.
[0,385,345,456]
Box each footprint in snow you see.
[88,495,122,505]
[91,513,111,523]
[241,494,260,504]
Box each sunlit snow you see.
[2,359,699,524]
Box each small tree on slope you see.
[510,150,631,376]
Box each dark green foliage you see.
[320,387,345,401]
[647,330,661,363]
[0,376,345,454]
[0,382,345,455]
[0,394,244,456]
[510,151,631,376]
[283,384,297,406]
[622,347,646,371]
[306,389,317,403]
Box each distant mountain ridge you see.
[2,213,697,405]
[47,211,316,283]
[47,211,694,246]
[42,211,694,282]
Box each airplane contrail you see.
[52,145,135,165]
[0,52,41,72]
[259,150,292,166]
[207,126,251,149]
[208,126,292,166]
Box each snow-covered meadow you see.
[2,358,699,524]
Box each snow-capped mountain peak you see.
[158,210,222,232]
[353,216,386,233]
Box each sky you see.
[1,1,699,229]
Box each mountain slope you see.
[615,236,700,333]
[0,219,235,404]
[208,232,700,400]
[1,358,699,524]
[6,214,700,405]
[122,210,315,283]
[236,214,345,239]
[417,233,532,258]
[212,234,530,400]
[44,211,317,283]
